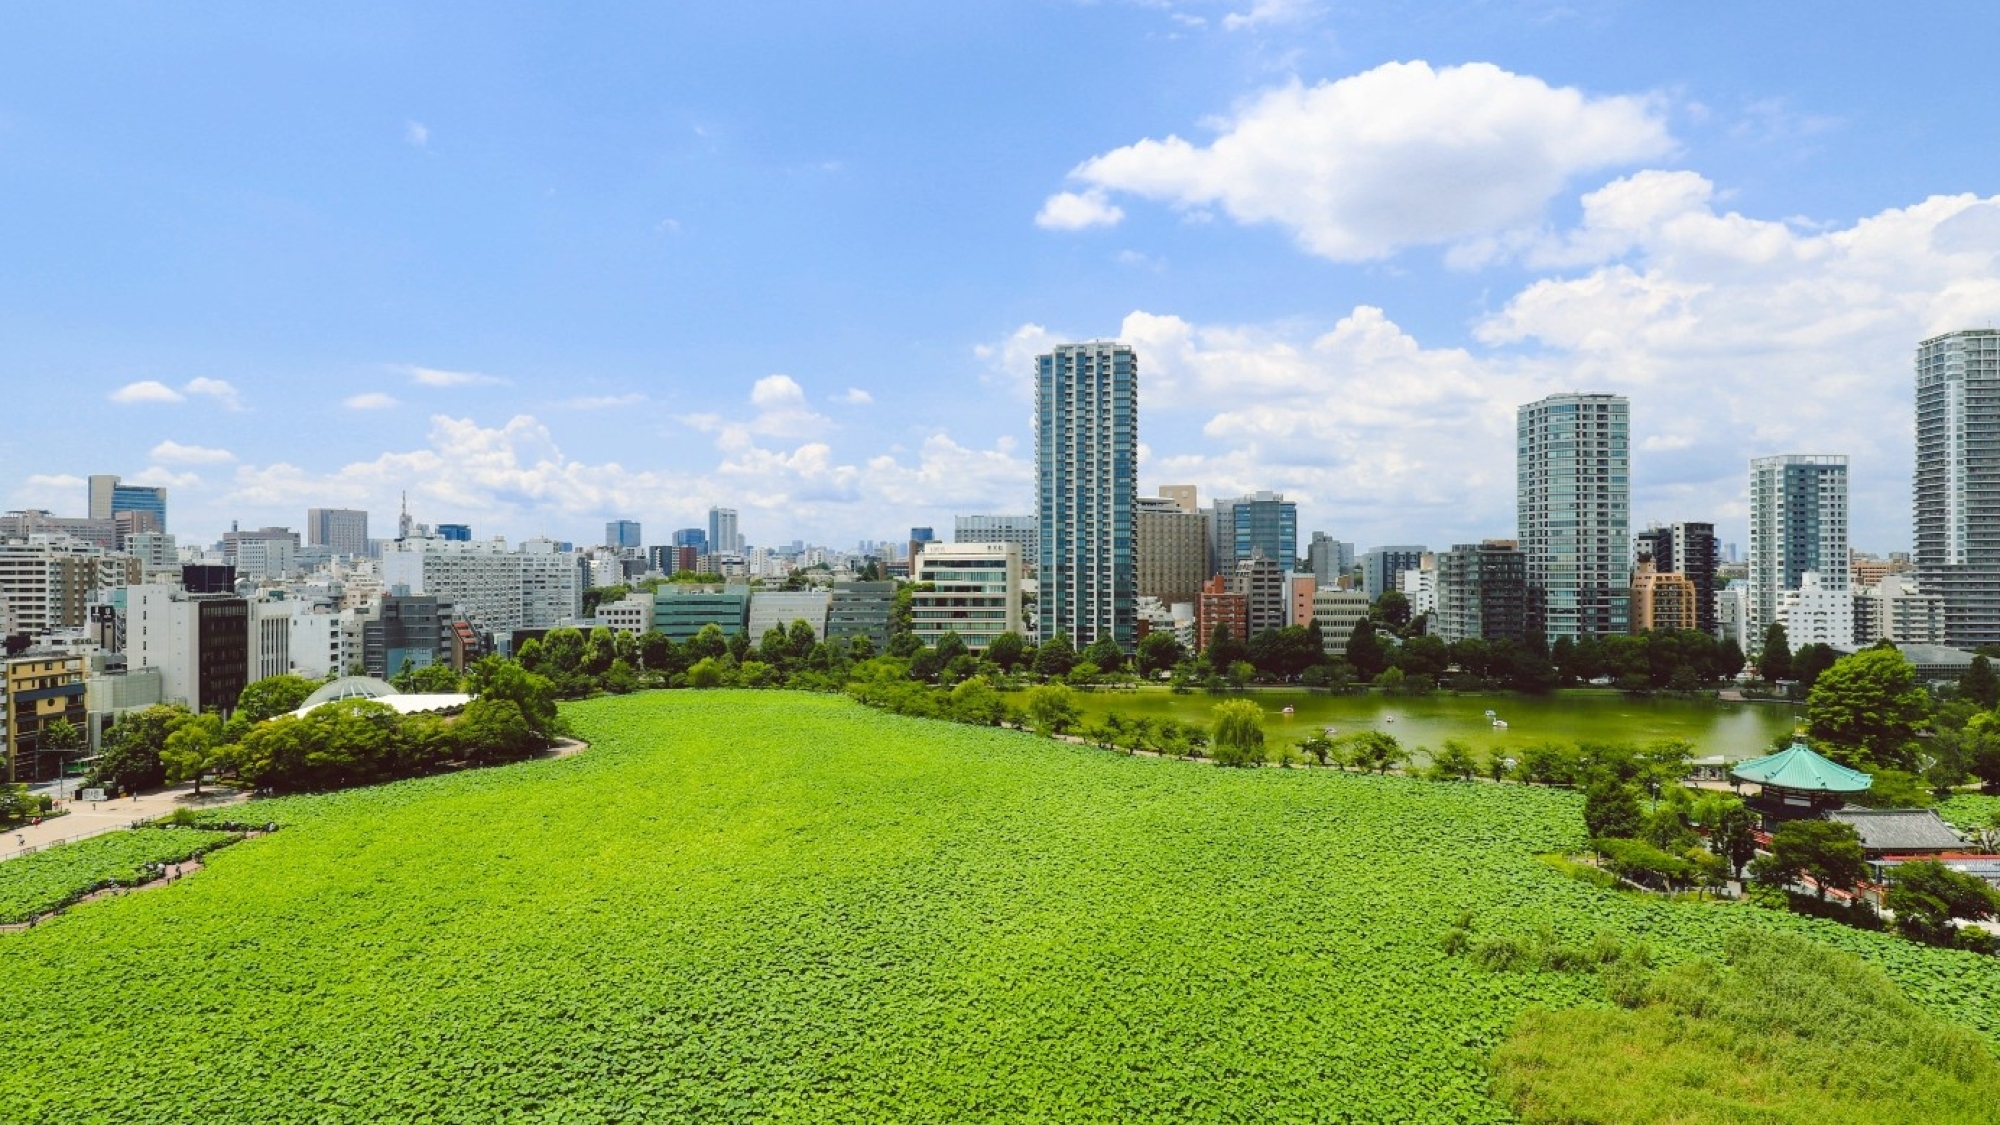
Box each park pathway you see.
[2,783,247,863]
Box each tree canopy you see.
[1805,648,1931,771]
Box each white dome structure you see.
[291,676,474,719]
[299,677,400,708]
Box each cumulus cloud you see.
[1054,61,1673,260]
[108,377,243,409]
[834,387,873,405]
[216,412,1027,548]
[149,440,235,465]
[1036,189,1125,231]
[680,375,833,447]
[1472,182,2000,537]
[978,177,2000,547]
[974,321,1061,399]
[402,365,505,387]
[109,380,184,404]
[127,467,202,490]
[183,377,245,411]
[15,473,86,507]
[749,374,805,408]
[345,392,400,410]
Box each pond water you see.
[1024,688,1804,762]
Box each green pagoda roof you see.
[1729,741,1873,794]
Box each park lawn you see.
[0,690,1995,1124]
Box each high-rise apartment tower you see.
[1915,329,2000,649]
[1748,455,1849,644]
[1518,393,1631,643]
[1036,342,1137,650]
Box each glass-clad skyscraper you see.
[707,507,741,555]
[88,474,167,531]
[1215,492,1297,573]
[1036,342,1137,651]
[1916,329,2000,649]
[1518,393,1630,644]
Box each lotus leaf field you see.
[0,827,238,925]
[3,691,1998,1123]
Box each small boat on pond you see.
[1281,706,1295,715]
[1492,719,1508,729]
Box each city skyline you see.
[5,6,2000,550]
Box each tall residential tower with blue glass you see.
[1517,392,1630,645]
[1036,342,1137,651]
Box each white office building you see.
[234,536,297,579]
[1399,565,1438,620]
[0,536,142,638]
[1853,575,1946,647]
[381,536,581,637]
[746,590,831,642]
[913,541,1022,651]
[248,598,294,681]
[596,592,655,638]
[289,604,364,680]
[1776,570,1854,649]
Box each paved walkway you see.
[2,783,248,863]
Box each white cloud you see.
[345,392,400,410]
[215,412,1026,548]
[109,380,184,404]
[1035,189,1125,231]
[1223,0,1319,31]
[107,377,243,409]
[1057,61,1673,260]
[750,374,806,408]
[981,180,2000,548]
[684,374,832,448]
[865,434,1035,509]
[1469,182,2000,540]
[405,121,429,148]
[149,440,235,465]
[402,365,505,388]
[974,321,1060,400]
[183,377,245,411]
[15,473,86,508]
[834,387,873,405]
[127,467,202,490]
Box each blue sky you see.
[5,1,1998,553]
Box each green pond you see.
[1025,688,1803,762]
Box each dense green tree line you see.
[88,662,556,796]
